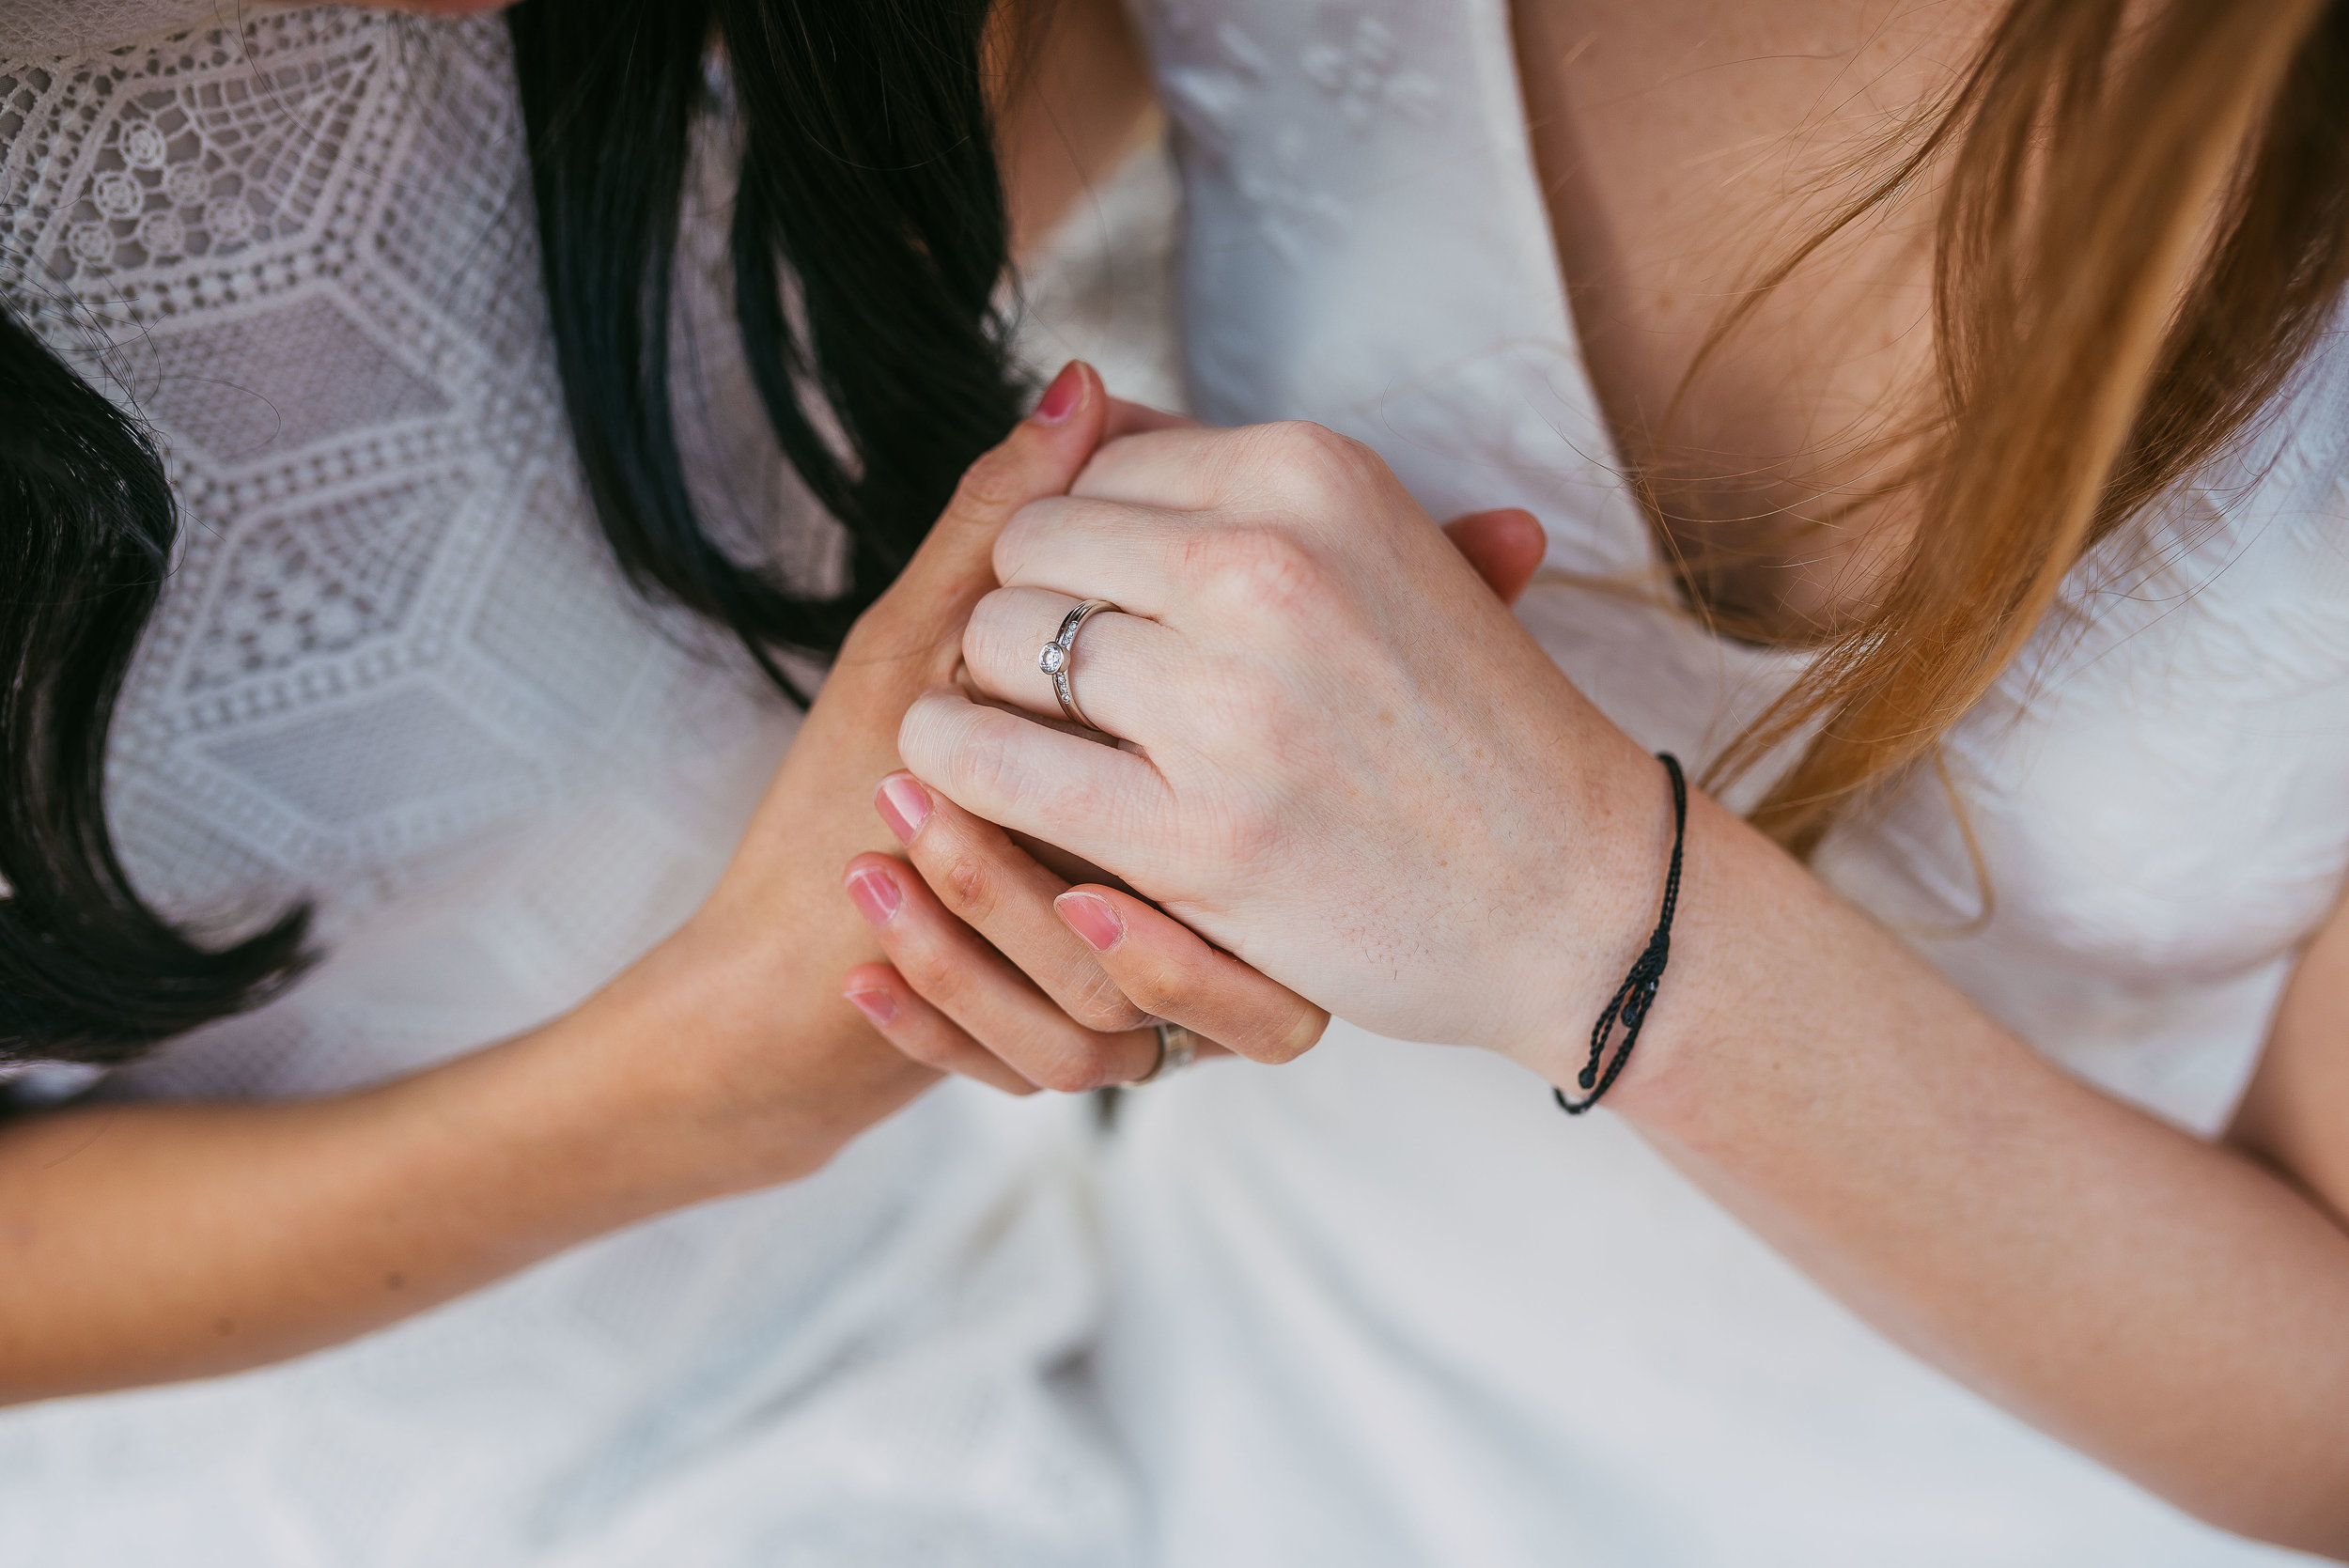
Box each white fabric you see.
[0,9,1131,1563]
[1108,1,2349,1563]
[0,0,257,54]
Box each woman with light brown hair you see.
[843,0,2349,1560]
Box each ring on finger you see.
[1038,598,1116,732]
[1122,1020,1201,1088]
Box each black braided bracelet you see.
[1554,752,1688,1116]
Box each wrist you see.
[1517,782,1831,1133]
[486,927,902,1226]
[1498,735,1701,1106]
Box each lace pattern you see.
[0,0,253,57]
[0,11,1143,1560]
[3,10,790,958]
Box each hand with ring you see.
[836,415,1559,1094]
[881,417,1675,1081]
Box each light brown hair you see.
[1704,0,2349,856]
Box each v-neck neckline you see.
[1467,0,1814,672]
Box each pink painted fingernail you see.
[1030,361,1083,425]
[845,865,901,925]
[844,988,897,1026]
[875,774,931,844]
[1056,892,1126,953]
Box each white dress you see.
[1105,1,2349,1563]
[0,6,1132,1563]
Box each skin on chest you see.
[1509,0,2003,637]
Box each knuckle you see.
[893,1028,960,1070]
[1117,959,1189,1021]
[990,496,1066,578]
[1009,735,1111,827]
[1249,1006,1328,1064]
[948,447,1027,520]
[894,692,970,784]
[894,935,972,1010]
[1223,528,1330,615]
[1257,420,1377,511]
[960,593,1020,671]
[1188,523,1330,618]
[1031,1048,1108,1095]
[932,849,999,924]
[1067,970,1149,1032]
[1252,418,1344,465]
[948,716,1027,809]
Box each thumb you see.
[894,361,1110,603]
[1441,507,1547,607]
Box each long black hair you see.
[0,0,1028,1066]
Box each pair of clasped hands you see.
[831,361,1672,1099]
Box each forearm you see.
[0,953,911,1406]
[0,355,1112,1410]
[1572,793,2349,1553]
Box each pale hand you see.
[895,420,1675,1065]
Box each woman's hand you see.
[836,771,1330,1090]
[837,471,1561,1094]
[557,363,1137,1197]
[892,420,1670,1071]
[881,419,2349,1554]
[0,365,1129,1405]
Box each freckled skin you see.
[1511,0,2006,637]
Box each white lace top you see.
[1100,1,2349,1563]
[0,7,1134,1562]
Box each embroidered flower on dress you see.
[1300,17,1439,130]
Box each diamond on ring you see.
[1043,598,1116,731]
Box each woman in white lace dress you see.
[0,0,1159,1561]
[851,1,2349,1562]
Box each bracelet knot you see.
[1555,753,1687,1115]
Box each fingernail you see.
[1030,361,1082,425]
[1056,892,1126,953]
[845,865,901,925]
[875,774,932,844]
[844,987,897,1026]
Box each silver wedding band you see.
[1038,598,1116,732]
[1122,1020,1201,1088]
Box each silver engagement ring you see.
[1038,598,1116,731]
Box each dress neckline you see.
[1465,0,1631,542]
[1466,0,1816,676]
